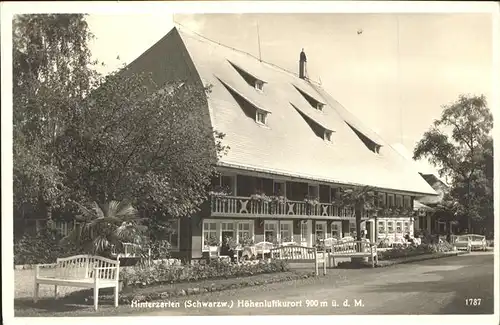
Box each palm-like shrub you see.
[335,186,376,242]
[61,200,146,256]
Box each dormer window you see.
[346,122,383,154]
[291,103,334,141]
[324,130,332,142]
[217,76,271,126]
[293,85,325,111]
[228,60,266,92]
[255,80,264,91]
[256,110,267,125]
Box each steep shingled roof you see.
[150,27,437,196]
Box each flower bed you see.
[120,259,290,288]
[378,242,454,261]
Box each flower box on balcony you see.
[269,195,286,214]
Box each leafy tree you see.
[413,94,493,232]
[13,14,98,224]
[61,200,146,255]
[54,70,229,221]
[14,14,229,242]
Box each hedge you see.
[121,259,290,287]
[378,242,454,261]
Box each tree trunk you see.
[353,202,367,263]
[355,203,362,241]
[46,203,53,230]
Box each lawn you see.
[15,269,85,299]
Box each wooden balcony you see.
[210,195,355,219]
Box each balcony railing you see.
[210,195,354,218]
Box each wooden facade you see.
[171,170,417,261]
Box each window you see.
[378,220,386,234]
[377,192,386,207]
[238,222,252,244]
[387,221,394,233]
[300,222,308,242]
[396,221,403,233]
[280,222,293,242]
[349,221,356,236]
[54,221,72,237]
[203,221,218,249]
[438,221,446,234]
[217,77,270,125]
[221,222,235,243]
[293,85,325,111]
[308,184,319,199]
[403,221,409,234]
[273,181,286,196]
[331,222,341,239]
[228,60,266,91]
[418,216,425,230]
[330,187,341,203]
[255,80,264,91]
[291,103,333,140]
[256,110,267,125]
[220,174,236,195]
[168,219,180,250]
[315,222,326,241]
[395,195,403,208]
[324,130,332,142]
[387,194,395,207]
[264,221,277,242]
[345,122,382,154]
[403,196,411,209]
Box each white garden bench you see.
[33,255,120,311]
[253,241,275,259]
[329,240,378,268]
[270,245,327,276]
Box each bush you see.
[13,228,86,265]
[120,259,290,287]
[337,260,374,269]
[378,242,453,261]
[377,238,391,248]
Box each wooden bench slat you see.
[270,245,326,276]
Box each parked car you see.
[468,234,488,251]
[453,234,487,251]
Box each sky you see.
[85,12,493,176]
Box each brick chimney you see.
[299,48,307,79]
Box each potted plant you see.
[239,235,254,247]
[204,236,220,252]
[225,236,239,251]
[209,185,231,199]
[304,196,320,215]
[315,238,326,251]
[249,191,271,214]
[269,195,286,214]
[250,192,271,203]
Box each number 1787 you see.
[465,298,481,306]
